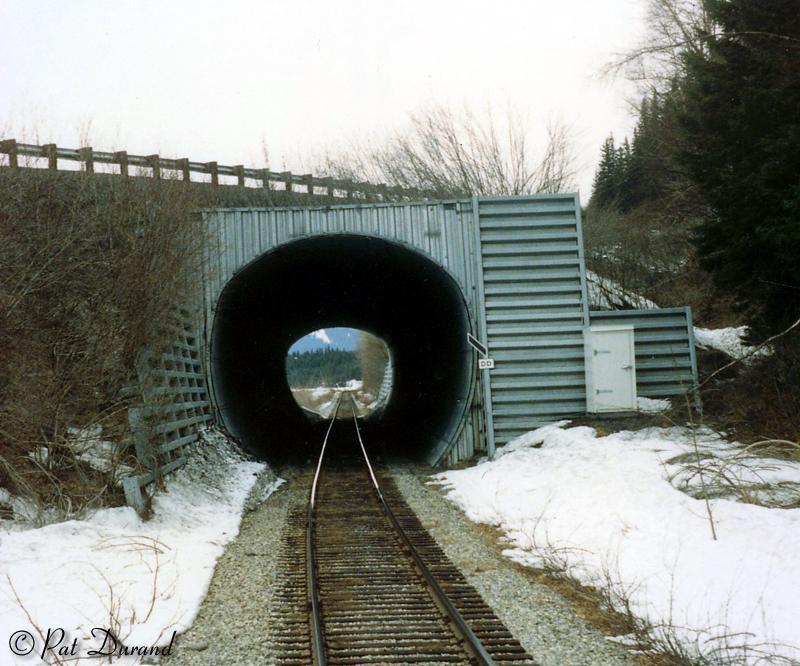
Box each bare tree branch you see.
[316,104,577,198]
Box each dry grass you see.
[460,519,693,666]
[698,337,800,452]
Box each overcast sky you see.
[1,0,645,200]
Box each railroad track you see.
[272,394,537,665]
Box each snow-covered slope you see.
[434,423,800,664]
[693,325,766,361]
[0,429,280,663]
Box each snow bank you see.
[434,423,800,664]
[693,325,767,361]
[636,396,671,413]
[0,429,279,664]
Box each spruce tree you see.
[678,0,800,338]
[592,136,619,208]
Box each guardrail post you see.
[122,476,146,514]
[302,174,314,196]
[234,165,245,187]
[0,139,19,169]
[176,158,190,182]
[282,171,293,193]
[324,177,334,198]
[260,168,271,190]
[78,147,94,173]
[42,143,57,170]
[207,161,218,185]
[146,154,161,180]
[113,151,129,176]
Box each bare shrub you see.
[316,104,577,198]
[699,333,800,449]
[0,170,207,521]
[583,202,736,326]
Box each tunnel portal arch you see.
[209,233,478,464]
[121,194,700,511]
[200,195,598,466]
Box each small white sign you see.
[478,357,495,370]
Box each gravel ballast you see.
[165,466,307,666]
[390,464,635,666]
[167,463,634,665]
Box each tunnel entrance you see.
[209,234,475,464]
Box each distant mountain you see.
[289,327,359,353]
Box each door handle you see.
[622,364,632,370]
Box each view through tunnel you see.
[210,234,475,464]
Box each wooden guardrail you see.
[0,138,428,201]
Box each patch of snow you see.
[586,271,659,310]
[636,396,671,413]
[0,428,279,663]
[433,423,800,664]
[65,425,134,481]
[343,379,363,391]
[693,325,767,361]
[316,398,337,418]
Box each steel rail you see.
[347,394,498,666]
[306,395,342,666]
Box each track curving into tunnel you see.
[209,233,475,464]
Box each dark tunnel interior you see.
[210,234,475,464]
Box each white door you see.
[587,325,636,412]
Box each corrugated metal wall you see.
[473,194,590,447]
[588,307,699,398]
[201,202,485,464]
[199,198,699,465]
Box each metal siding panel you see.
[589,308,698,399]
[202,201,485,464]
[477,195,588,446]
[202,202,700,463]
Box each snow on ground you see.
[636,396,671,413]
[586,270,659,310]
[0,428,279,664]
[694,325,768,361]
[433,423,800,664]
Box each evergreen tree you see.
[615,138,635,211]
[592,136,619,208]
[678,0,800,338]
[285,348,360,387]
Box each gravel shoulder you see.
[390,464,636,666]
[166,463,635,666]
[164,466,307,666]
